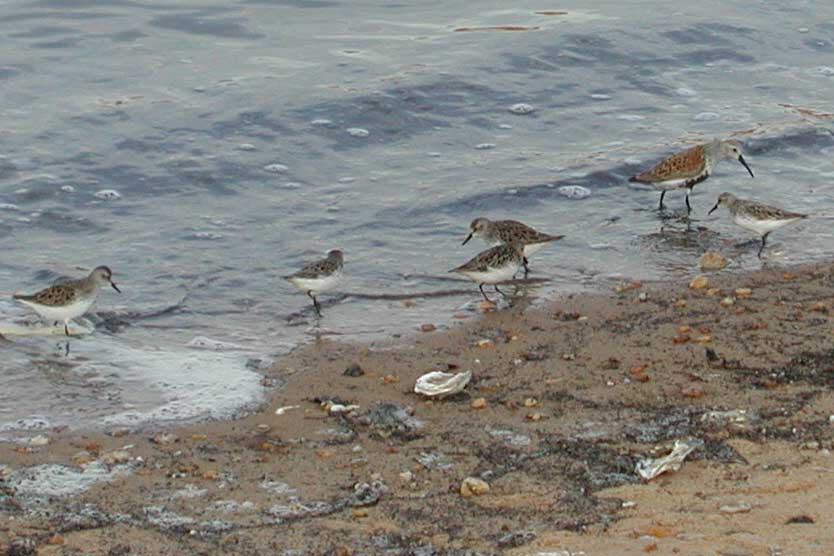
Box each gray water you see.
[1,0,833,439]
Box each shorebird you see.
[629,139,754,213]
[462,217,564,277]
[285,249,343,316]
[709,192,807,258]
[451,244,524,303]
[13,266,121,336]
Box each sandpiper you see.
[13,265,121,336]
[285,249,343,316]
[629,139,754,213]
[450,244,523,302]
[462,217,564,276]
[709,192,807,258]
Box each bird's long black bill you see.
[462,233,473,246]
[111,281,122,293]
[738,155,754,178]
[708,202,720,215]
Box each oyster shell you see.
[414,370,472,398]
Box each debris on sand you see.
[460,477,490,497]
[414,370,472,398]
[636,438,703,481]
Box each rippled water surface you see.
[2,0,833,437]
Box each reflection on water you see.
[1,0,834,436]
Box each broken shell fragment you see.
[414,370,472,398]
[636,438,703,481]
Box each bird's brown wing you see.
[631,144,706,182]
[16,284,77,306]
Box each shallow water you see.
[1,0,833,438]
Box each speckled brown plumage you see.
[630,144,706,183]
[14,284,78,307]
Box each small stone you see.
[810,301,827,312]
[720,502,752,514]
[460,477,490,497]
[526,412,543,421]
[101,449,130,465]
[28,434,50,446]
[343,363,365,377]
[734,288,752,298]
[46,534,64,545]
[617,281,642,293]
[256,424,270,433]
[470,398,486,409]
[353,509,368,518]
[681,386,705,398]
[675,299,687,308]
[508,103,536,115]
[706,287,722,296]
[720,297,735,307]
[382,374,399,384]
[420,323,436,332]
[8,538,37,556]
[72,450,94,465]
[398,470,414,482]
[562,353,576,361]
[523,398,538,407]
[151,433,178,445]
[637,292,648,302]
[698,251,727,270]
[689,275,709,289]
[476,339,494,348]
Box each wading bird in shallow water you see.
[462,217,564,277]
[285,249,343,317]
[451,244,523,303]
[709,192,807,258]
[13,265,121,336]
[629,139,754,214]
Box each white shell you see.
[414,370,472,398]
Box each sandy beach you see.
[3,262,834,555]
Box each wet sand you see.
[3,262,834,555]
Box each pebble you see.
[735,287,752,298]
[720,502,752,514]
[699,251,728,271]
[343,363,365,377]
[523,398,538,407]
[346,128,370,138]
[470,398,486,409]
[689,275,709,289]
[28,434,50,446]
[94,189,122,200]
[720,297,735,307]
[399,470,414,482]
[420,323,436,332]
[101,449,131,465]
[681,386,705,398]
[558,185,591,199]
[72,450,94,465]
[151,433,178,445]
[508,103,536,115]
[460,477,490,497]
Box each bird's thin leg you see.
[658,190,666,211]
[65,342,70,356]
[64,321,70,336]
[308,291,322,317]
[758,233,770,258]
[522,257,530,278]
[478,283,491,302]
[494,285,509,298]
[685,189,692,215]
